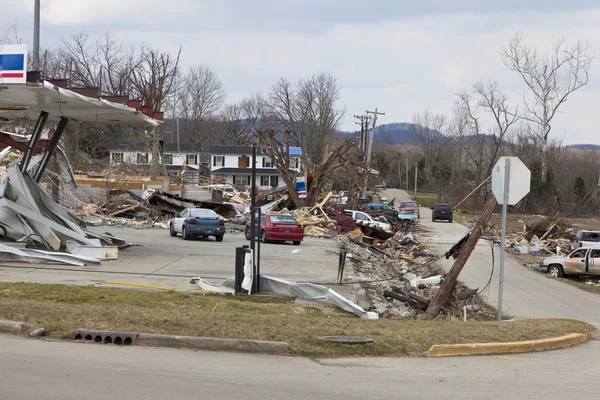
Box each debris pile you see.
[0,165,127,263]
[337,234,439,319]
[337,226,495,321]
[500,217,576,256]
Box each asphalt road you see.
[384,188,600,328]
[0,226,345,292]
[2,334,599,400]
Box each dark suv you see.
[432,203,453,223]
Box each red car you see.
[322,207,355,233]
[245,212,304,245]
[399,201,420,219]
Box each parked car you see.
[245,212,304,245]
[399,201,420,219]
[542,247,600,278]
[170,208,225,241]
[322,207,356,233]
[573,230,600,249]
[364,203,393,212]
[344,210,392,230]
[432,203,453,223]
[397,209,419,222]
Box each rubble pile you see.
[0,165,128,264]
[500,217,576,256]
[337,234,442,319]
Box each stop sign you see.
[492,157,531,205]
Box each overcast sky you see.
[3,0,600,144]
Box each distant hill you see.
[340,123,418,145]
[341,123,600,149]
[567,144,600,150]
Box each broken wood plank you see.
[108,203,140,217]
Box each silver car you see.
[542,247,600,277]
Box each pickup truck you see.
[344,209,392,231]
[542,247,600,277]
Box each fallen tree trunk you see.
[424,196,498,319]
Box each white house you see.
[109,142,207,173]
[209,145,302,190]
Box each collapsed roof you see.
[0,81,159,126]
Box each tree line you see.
[373,33,595,216]
[2,26,596,212]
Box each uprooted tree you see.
[256,128,358,207]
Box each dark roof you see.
[211,167,281,175]
[209,145,255,155]
[109,142,204,153]
[209,145,302,156]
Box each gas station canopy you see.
[0,80,160,126]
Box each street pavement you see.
[0,226,343,291]
[384,188,600,328]
[1,334,599,400]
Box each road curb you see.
[137,333,290,354]
[0,320,27,334]
[425,333,589,357]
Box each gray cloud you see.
[3,0,600,144]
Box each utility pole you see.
[405,158,409,191]
[33,0,41,70]
[353,114,367,152]
[397,158,401,188]
[363,108,385,197]
[414,163,418,201]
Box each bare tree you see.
[266,73,344,167]
[0,23,20,44]
[500,32,593,183]
[455,81,519,204]
[176,65,225,145]
[411,111,452,201]
[129,46,182,175]
[221,93,265,145]
[60,33,140,95]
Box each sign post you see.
[492,156,531,322]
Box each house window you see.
[163,154,173,165]
[260,176,270,187]
[233,175,250,186]
[137,153,148,164]
[112,152,123,163]
[270,176,279,187]
[187,154,198,165]
[293,158,300,169]
[213,155,225,167]
[262,157,273,168]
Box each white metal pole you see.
[497,157,510,322]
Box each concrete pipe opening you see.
[94,335,102,343]
[114,337,123,345]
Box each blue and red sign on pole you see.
[0,44,28,84]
